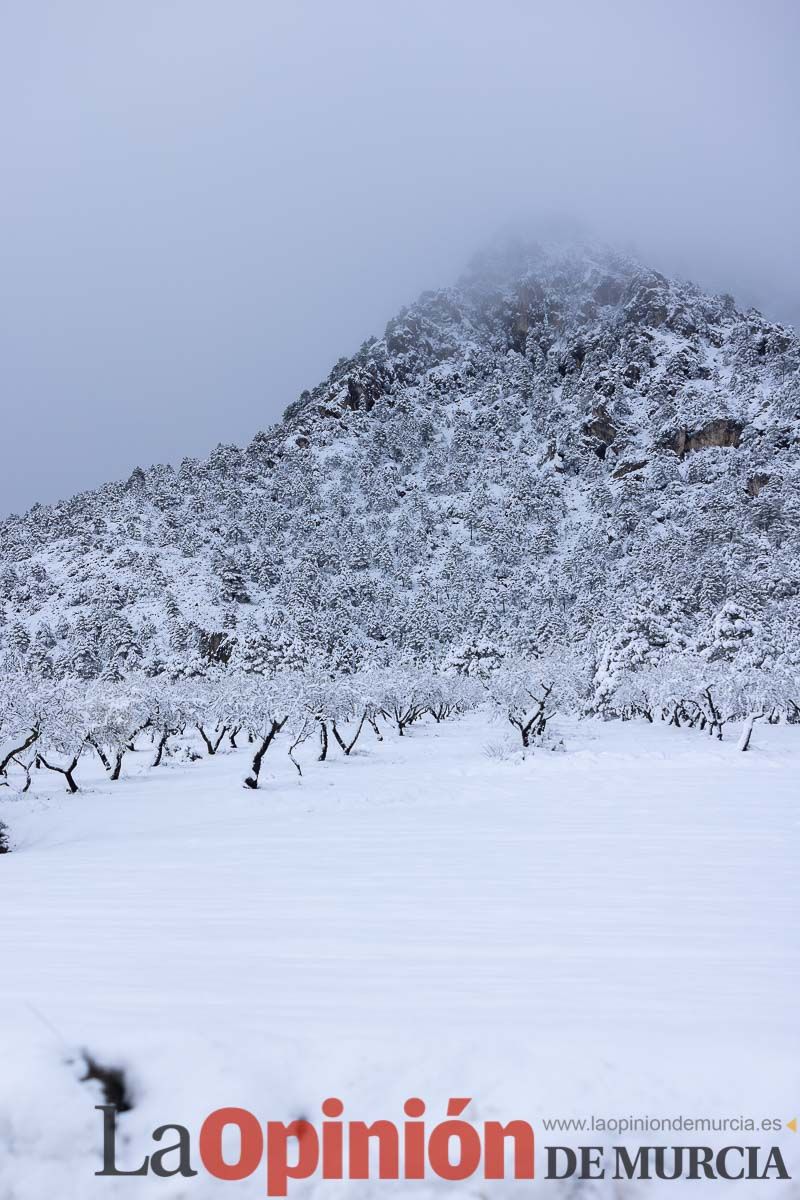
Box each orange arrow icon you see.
[787,1118,797,1133]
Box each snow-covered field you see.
[1,714,798,1197]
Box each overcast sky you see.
[1,0,798,516]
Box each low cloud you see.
[1,0,797,514]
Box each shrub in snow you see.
[80,1053,134,1112]
[175,744,203,763]
[482,735,521,763]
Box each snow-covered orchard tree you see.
[327,668,387,754]
[773,658,800,724]
[732,664,786,751]
[1,678,89,791]
[613,665,664,723]
[414,670,482,723]
[0,673,42,786]
[375,668,430,737]
[239,673,301,789]
[293,666,347,762]
[179,673,235,756]
[34,680,89,793]
[140,678,191,767]
[697,661,788,750]
[487,654,586,750]
[82,682,150,780]
[650,652,705,728]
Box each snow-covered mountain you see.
[2,240,799,681]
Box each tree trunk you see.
[38,754,80,794]
[243,718,286,789]
[738,713,763,752]
[244,736,271,788]
[0,729,39,777]
[288,731,306,777]
[197,725,214,754]
[197,725,227,755]
[332,712,367,755]
[331,721,347,753]
[87,738,111,771]
[369,717,383,742]
[110,750,124,781]
[127,719,151,752]
[152,731,171,767]
[5,754,34,792]
[318,721,328,761]
[701,689,724,740]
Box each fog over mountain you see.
[1,0,798,516]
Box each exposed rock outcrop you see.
[668,420,744,459]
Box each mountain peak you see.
[2,244,799,683]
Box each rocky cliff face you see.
[2,240,799,679]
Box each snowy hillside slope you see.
[1,714,799,1197]
[1,240,799,682]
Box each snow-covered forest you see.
[2,242,800,805]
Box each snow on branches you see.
[0,630,798,801]
[486,654,585,750]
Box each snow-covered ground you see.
[1,714,798,1197]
